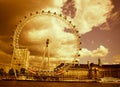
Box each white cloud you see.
[52,0,113,34]
[79,45,109,58]
[113,55,120,63]
[74,0,113,34]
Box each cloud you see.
[0,40,12,54]
[44,0,114,34]
[0,50,11,63]
[0,40,12,63]
[113,54,120,63]
[18,16,77,59]
[109,11,120,27]
[29,45,109,67]
[79,45,109,58]
[73,0,114,34]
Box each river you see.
[0,81,120,87]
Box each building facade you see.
[11,48,30,71]
[99,64,120,78]
[55,61,120,80]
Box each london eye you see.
[12,10,81,72]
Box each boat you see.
[98,77,120,83]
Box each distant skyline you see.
[0,0,120,64]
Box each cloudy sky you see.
[0,0,120,65]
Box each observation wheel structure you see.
[12,10,82,72]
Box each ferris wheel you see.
[12,10,81,71]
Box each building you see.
[11,48,30,71]
[54,59,120,80]
[99,64,120,78]
[54,61,90,80]
[63,64,89,80]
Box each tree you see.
[9,68,14,76]
[0,68,4,76]
[20,68,26,74]
[9,68,19,76]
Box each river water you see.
[0,81,120,87]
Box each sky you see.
[0,0,120,65]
